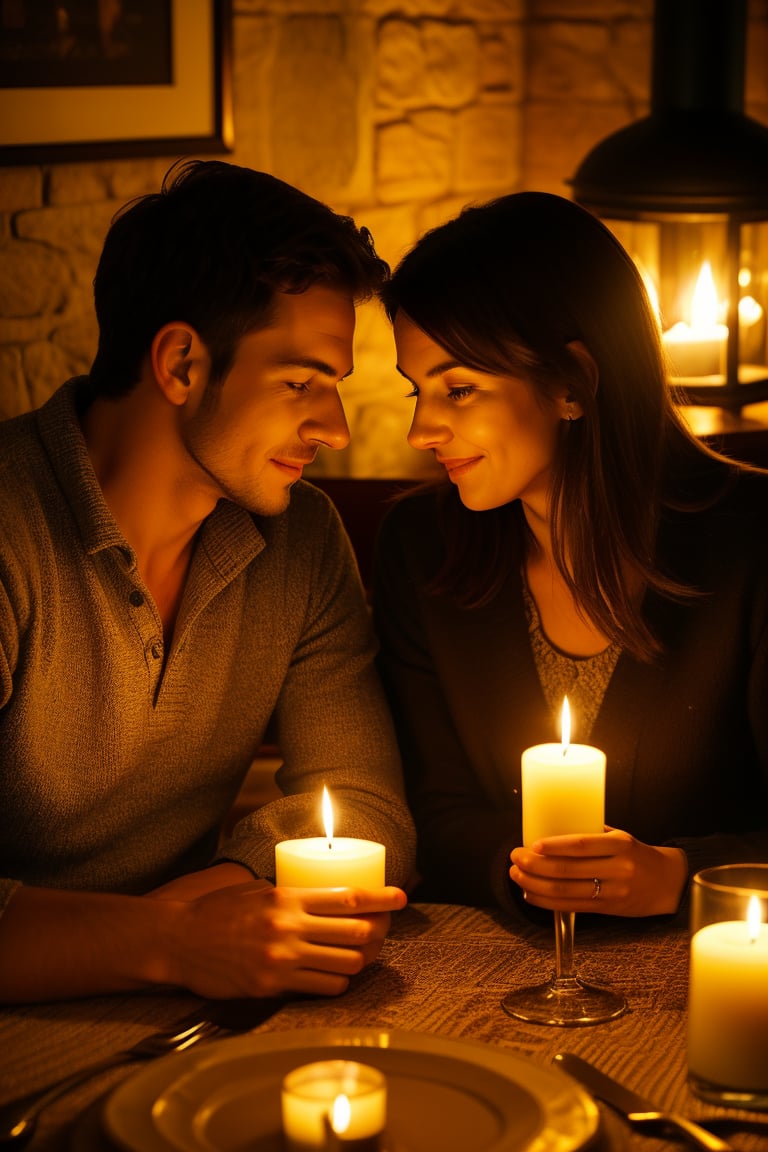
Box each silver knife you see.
[553,1053,735,1151]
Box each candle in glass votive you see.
[521,698,606,844]
[688,894,768,1095]
[281,1060,387,1151]
[661,261,728,378]
[275,786,386,887]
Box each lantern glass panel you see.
[602,216,768,405]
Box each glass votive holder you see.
[281,1060,387,1151]
[688,863,768,1110]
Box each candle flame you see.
[322,785,334,847]
[560,696,571,756]
[331,1093,351,1135]
[690,262,720,330]
[747,894,763,943]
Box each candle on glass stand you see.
[502,697,626,1025]
[275,786,386,887]
[521,696,606,844]
[688,882,768,1106]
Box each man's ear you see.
[557,339,599,420]
[151,323,201,406]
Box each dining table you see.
[1,901,766,1152]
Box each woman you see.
[373,191,768,921]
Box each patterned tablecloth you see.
[1,902,766,1151]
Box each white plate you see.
[104,1028,599,1152]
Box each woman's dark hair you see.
[381,191,734,662]
[89,159,389,398]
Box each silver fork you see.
[0,1013,221,1147]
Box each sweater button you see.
[129,590,144,607]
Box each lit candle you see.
[521,697,606,844]
[275,786,386,887]
[281,1060,387,1151]
[662,261,728,378]
[688,896,768,1092]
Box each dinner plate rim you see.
[104,1026,600,1152]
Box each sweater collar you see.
[35,378,265,571]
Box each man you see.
[0,160,415,1002]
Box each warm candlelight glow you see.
[560,696,571,753]
[274,788,386,888]
[521,699,605,845]
[690,261,719,328]
[322,785,334,846]
[331,1093,351,1135]
[688,881,768,1093]
[747,895,762,943]
[662,261,728,377]
[281,1060,387,1149]
[739,294,763,326]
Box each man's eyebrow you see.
[277,356,353,381]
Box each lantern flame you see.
[322,785,334,847]
[690,262,720,330]
[747,895,762,943]
[331,1093,351,1135]
[561,696,571,756]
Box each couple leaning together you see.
[1,161,766,1004]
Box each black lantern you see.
[570,0,768,413]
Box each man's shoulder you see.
[249,479,344,556]
[0,408,46,505]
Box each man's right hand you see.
[0,882,407,1003]
[168,883,407,999]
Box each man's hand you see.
[149,862,264,900]
[0,882,407,1003]
[167,884,407,999]
[509,827,687,917]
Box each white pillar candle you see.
[688,898,768,1092]
[281,1060,386,1150]
[275,837,385,888]
[521,698,606,844]
[275,786,386,888]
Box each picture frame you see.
[0,0,233,166]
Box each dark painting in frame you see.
[0,0,233,166]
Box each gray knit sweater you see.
[0,381,415,911]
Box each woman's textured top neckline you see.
[522,578,621,742]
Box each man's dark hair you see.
[89,159,390,398]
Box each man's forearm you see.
[0,885,184,1002]
[149,861,264,900]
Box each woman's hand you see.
[509,827,687,917]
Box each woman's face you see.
[394,311,568,515]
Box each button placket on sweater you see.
[127,586,164,691]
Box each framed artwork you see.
[0,0,233,165]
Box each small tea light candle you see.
[688,895,768,1093]
[521,698,606,844]
[275,787,386,888]
[281,1059,387,1151]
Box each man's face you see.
[180,283,354,516]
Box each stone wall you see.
[1,0,767,477]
